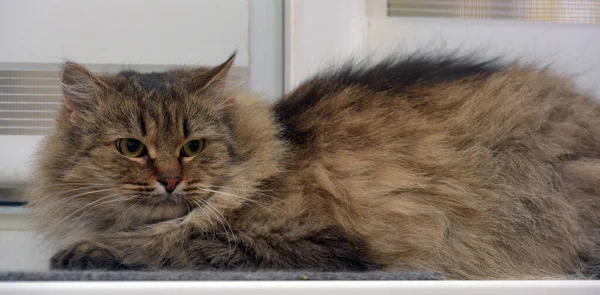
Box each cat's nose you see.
[158,177,181,193]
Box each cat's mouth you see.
[119,181,202,207]
[116,182,213,221]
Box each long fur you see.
[27,54,600,279]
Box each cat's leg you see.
[55,219,376,271]
[181,226,377,271]
[48,207,223,270]
[51,196,377,271]
[50,240,147,270]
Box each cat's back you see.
[272,55,600,157]
[273,55,499,144]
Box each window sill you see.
[0,205,32,231]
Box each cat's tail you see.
[560,159,600,279]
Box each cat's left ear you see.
[187,52,236,94]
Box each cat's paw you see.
[50,241,144,270]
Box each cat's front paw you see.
[50,241,143,270]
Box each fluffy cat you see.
[27,53,600,279]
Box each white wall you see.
[284,0,368,92]
[0,0,249,66]
[249,0,284,100]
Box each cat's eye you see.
[115,138,146,158]
[180,139,205,157]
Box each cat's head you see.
[27,54,284,240]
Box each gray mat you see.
[0,271,443,281]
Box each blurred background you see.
[0,0,598,271]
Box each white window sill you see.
[0,206,54,271]
[0,206,31,231]
[2,281,600,295]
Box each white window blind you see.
[387,0,600,24]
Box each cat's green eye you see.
[115,138,146,158]
[180,139,205,157]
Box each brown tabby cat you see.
[27,53,600,279]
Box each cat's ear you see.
[61,62,105,123]
[187,52,236,93]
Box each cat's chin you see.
[129,198,191,224]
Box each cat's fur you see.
[27,53,600,279]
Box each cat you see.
[26,52,600,279]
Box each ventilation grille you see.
[388,0,600,24]
[0,65,248,136]
[0,70,61,135]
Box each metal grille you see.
[387,0,600,24]
[0,70,61,135]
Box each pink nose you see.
[159,177,181,193]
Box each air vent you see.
[387,0,600,24]
[0,70,61,135]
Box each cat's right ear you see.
[61,62,105,124]
[186,52,236,94]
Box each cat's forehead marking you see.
[136,97,188,156]
[118,70,182,94]
[137,116,166,160]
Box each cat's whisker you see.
[198,199,231,236]
[26,182,108,189]
[126,195,144,213]
[116,194,143,222]
[59,187,115,199]
[192,200,217,240]
[198,188,277,216]
[215,187,279,202]
[29,182,110,189]
[23,183,108,196]
[94,194,136,207]
[36,185,111,201]
[73,195,134,220]
[36,187,117,220]
[190,184,263,203]
[26,184,110,202]
[187,181,278,201]
[186,181,290,210]
[70,195,138,231]
[202,200,235,243]
[50,192,124,234]
[196,199,229,249]
[120,187,155,193]
[198,199,235,255]
[183,199,192,215]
